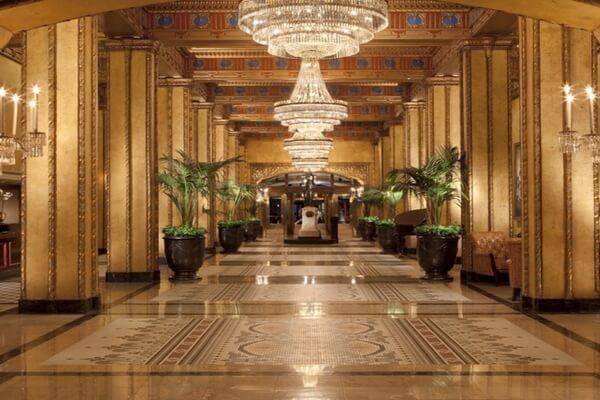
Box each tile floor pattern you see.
[46,317,578,366]
[0,232,599,399]
[0,281,20,304]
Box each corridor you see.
[0,233,598,399]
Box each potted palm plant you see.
[158,151,236,280]
[217,180,253,253]
[359,188,384,241]
[389,146,464,281]
[373,185,404,253]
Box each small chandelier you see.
[284,130,334,159]
[238,0,389,59]
[274,58,348,135]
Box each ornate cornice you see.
[104,38,160,52]
[192,102,214,110]
[158,77,192,87]
[403,100,427,110]
[424,76,460,86]
[458,37,517,50]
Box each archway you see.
[257,171,363,239]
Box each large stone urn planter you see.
[218,223,245,253]
[163,236,205,281]
[377,224,398,253]
[416,235,459,281]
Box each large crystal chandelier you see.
[238,0,389,172]
[238,0,389,59]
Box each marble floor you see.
[0,232,599,399]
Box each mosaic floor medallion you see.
[149,283,471,303]
[45,317,579,366]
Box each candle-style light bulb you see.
[563,84,572,95]
[31,85,39,133]
[585,85,596,133]
[11,94,19,137]
[566,93,575,131]
[27,100,37,133]
[0,88,5,135]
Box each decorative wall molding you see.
[250,163,371,186]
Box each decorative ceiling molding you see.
[157,45,188,77]
[189,46,438,59]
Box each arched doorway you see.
[257,171,363,239]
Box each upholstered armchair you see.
[505,238,523,300]
[469,232,509,284]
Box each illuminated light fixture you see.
[238,0,389,59]
[274,59,348,134]
[291,156,329,172]
[0,85,46,166]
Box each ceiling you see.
[4,0,526,138]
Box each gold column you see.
[104,39,158,282]
[20,17,100,313]
[460,39,513,272]
[210,114,229,247]
[425,77,462,226]
[403,101,427,212]
[192,102,213,246]
[227,129,239,182]
[157,78,192,256]
[520,18,600,307]
[389,121,407,213]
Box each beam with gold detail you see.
[229,105,396,123]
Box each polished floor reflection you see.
[0,231,599,399]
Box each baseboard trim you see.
[18,295,101,314]
[105,270,160,283]
[521,296,600,313]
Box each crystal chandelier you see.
[284,131,333,159]
[291,156,329,172]
[274,59,348,135]
[238,0,389,59]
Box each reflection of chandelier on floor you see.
[238,0,389,171]
[0,85,46,166]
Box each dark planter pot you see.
[377,224,398,253]
[244,220,261,241]
[163,236,205,281]
[219,224,245,253]
[357,219,367,239]
[365,221,377,241]
[416,235,459,281]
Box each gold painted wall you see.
[243,138,377,186]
